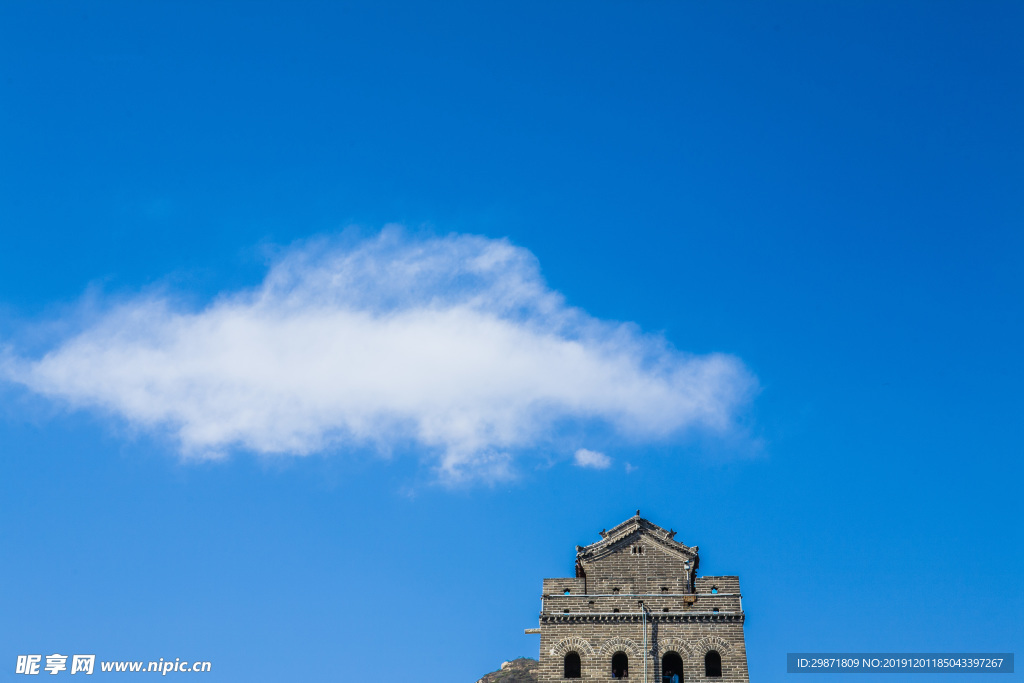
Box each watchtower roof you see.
[575,510,699,566]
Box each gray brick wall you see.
[531,514,749,683]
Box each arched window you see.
[662,652,683,682]
[563,652,581,679]
[611,652,629,678]
[704,651,722,678]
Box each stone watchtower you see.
[527,512,749,683]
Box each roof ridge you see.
[576,513,696,557]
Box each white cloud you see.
[574,448,612,469]
[2,229,757,481]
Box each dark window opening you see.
[563,609,570,614]
[711,587,718,594]
[662,607,669,612]
[661,586,669,592]
[563,652,581,679]
[662,652,683,682]
[613,587,620,594]
[612,652,629,678]
[612,608,620,613]
[705,651,722,678]
[564,589,570,595]
[712,608,719,615]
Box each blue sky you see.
[1,1,1021,681]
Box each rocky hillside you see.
[475,658,540,683]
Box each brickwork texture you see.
[531,512,749,683]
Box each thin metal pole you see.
[641,601,648,683]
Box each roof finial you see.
[636,509,641,517]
